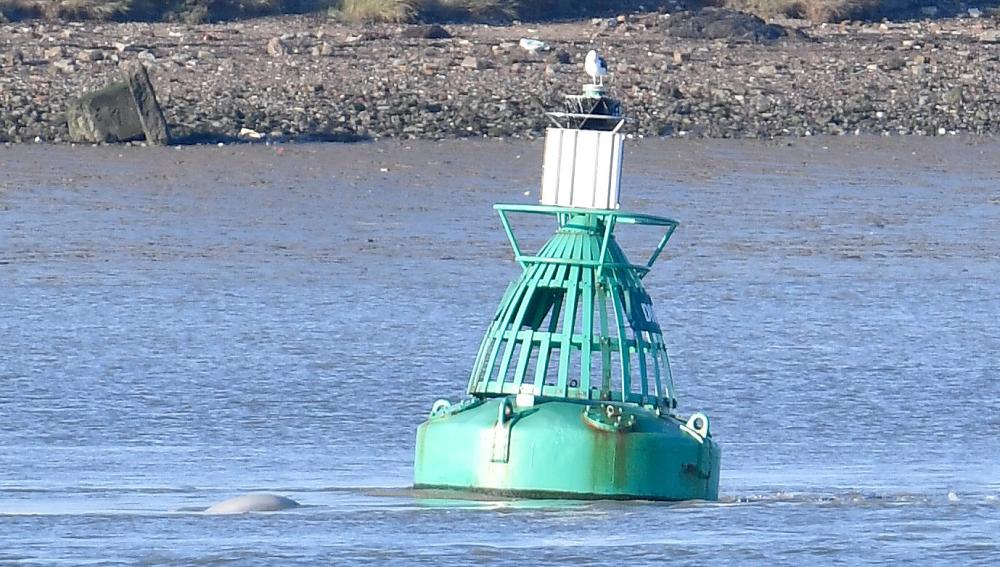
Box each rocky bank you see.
[1,10,1000,143]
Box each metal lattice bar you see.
[467,205,679,410]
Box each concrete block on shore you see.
[66,81,145,143]
[3,49,24,67]
[66,61,169,145]
[122,62,169,145]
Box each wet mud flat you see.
[2,135,998,293]
[0,136,1000,264]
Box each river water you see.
[1,138,998,565]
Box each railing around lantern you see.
[494,204,678,279]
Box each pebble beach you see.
[2,10,1000,143]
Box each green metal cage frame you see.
[467,204,680,410]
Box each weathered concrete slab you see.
[122,62,169,145]
[65,62,169,145]
[66,81,145,143]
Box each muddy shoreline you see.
[2,12,1000,144]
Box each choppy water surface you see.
[2,138,998,565]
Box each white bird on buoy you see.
[585,49,608,86]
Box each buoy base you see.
[414,397,720,501]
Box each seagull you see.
[585,50,608,86]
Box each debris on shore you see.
[66,61,170,144]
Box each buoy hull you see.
[414,397,720,501]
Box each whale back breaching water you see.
[204,494,300,514]
[412,64,721,501]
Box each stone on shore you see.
[311,41,332,57]
[122,61,169,145]
[3,49,24,67]
[266,37,287,56]
[65,62,169,145]
[76,49,104,62]
[51,59,76,73]
[44,46,65,60]
[979,30,1000,43]
[66,81,145,143]
[665,8,789,44]
[400,24,451,40]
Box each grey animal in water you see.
[204,494,300,515]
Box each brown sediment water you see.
[0,137,998,564]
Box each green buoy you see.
[414,69,721,501]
